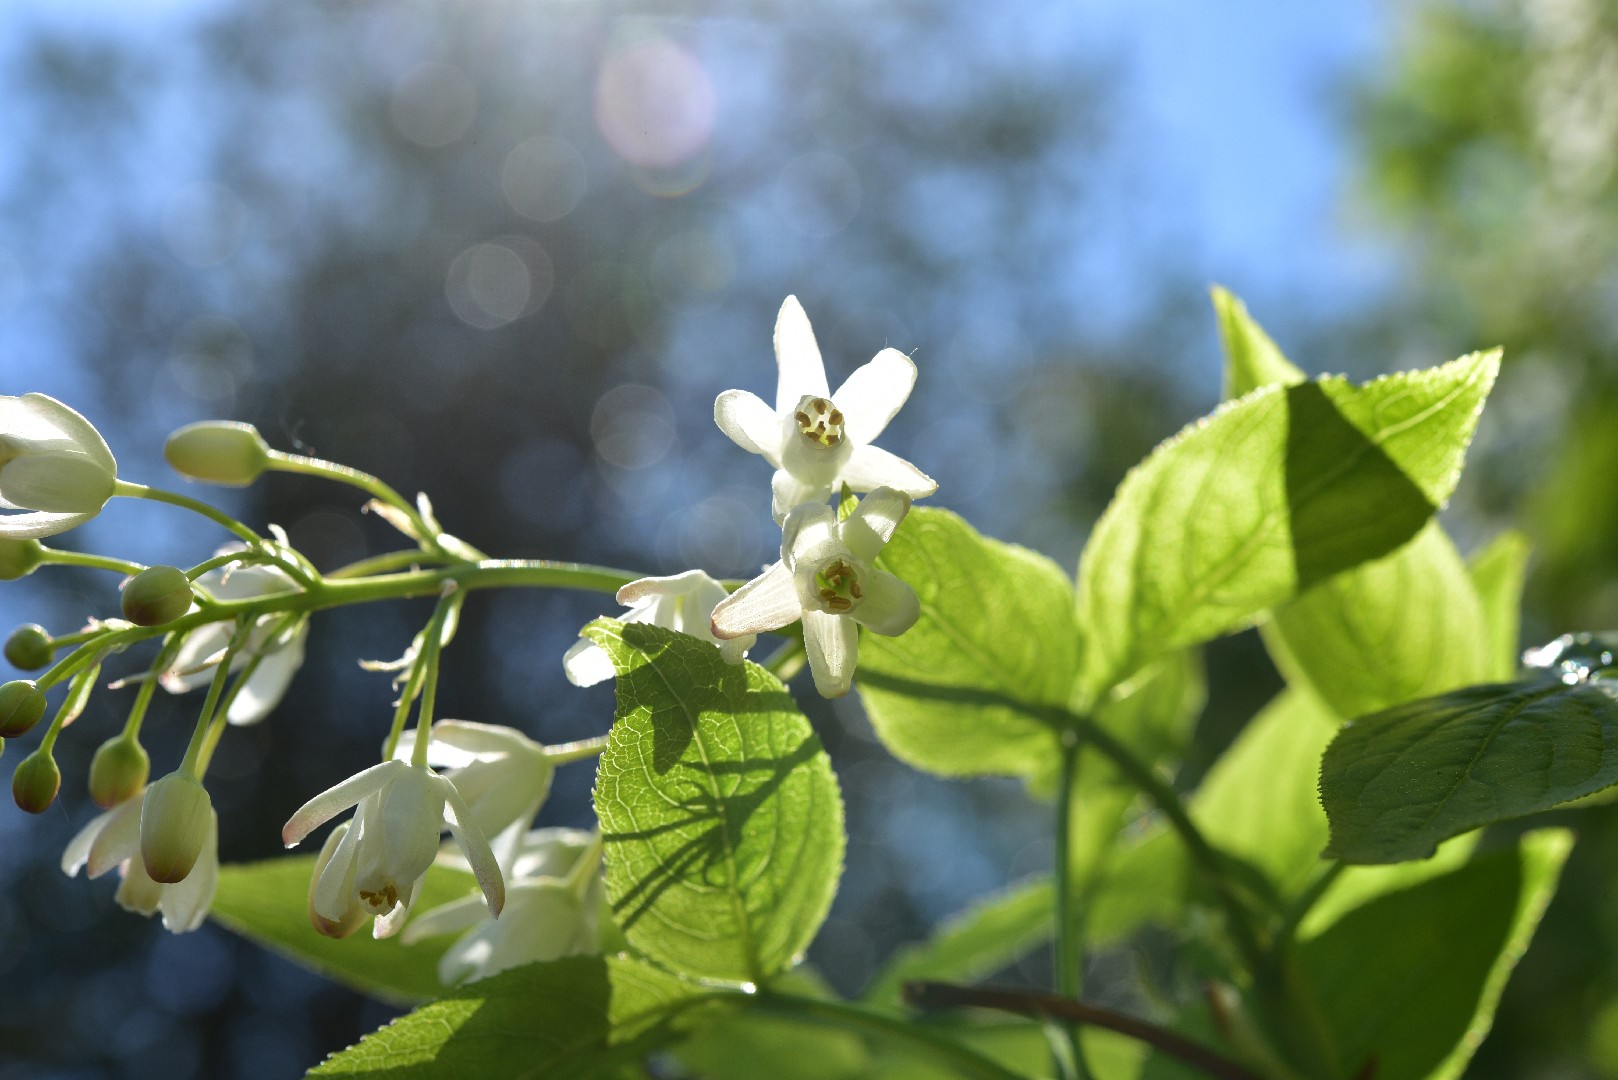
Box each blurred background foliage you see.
[3,0,1618,1077]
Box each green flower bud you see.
[164,421,271,487]
[0,680,46,738]
[140,772,214,883]
[12,750,60,814]
[0,538,43,580]
[89,734,150,809]
[121,566,194,627]
[4,624,52,671]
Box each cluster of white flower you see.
[4,295,934,983]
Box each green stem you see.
[545,735,610,765]
[747,991,1027,1080]
[1073,716,1268,975]
[114,480,260,545]
[1275,861,1346,945]
[121,634,187,739]
[906,982,1264,1080]
[381,648,431,764]
[327,549,452,580]
[39,661,102,753]
[38,548,146,576]
[408,592,461,768]
[1051,731,1087,1080]
[179,619,251,777]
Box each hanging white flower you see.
[711,487,919,697]
[283,759,505,939]
[392,720,555,862]
[61,787,219,933]
[713,297,936,521]
[403,828,605,985]
[161,553,307,725]
[563,569,754,688]
[0,393,118,539]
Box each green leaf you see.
[862,877,1055,1009]
[1469,529,1532,680]
[1212,286,1305,399]
[211,856,475,1005]
[677,971,871,1080]
[307,955,704,1079]
[1297,830,1572,1080]
[857,507,1078,777]
[1322,677,1618,863]
[1075,350,1500,702]
[586,619,845,983]
[1263,521,1490,720]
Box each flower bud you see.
[0,680,46,737]
[89,734,150,809]
[121,566,194,627]
[12,750,60,813]
[140,772,214,883]
[4,625,51,671]
[0,394,118,516]
[164,421,271,487]
[0,539,43,581]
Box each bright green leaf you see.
[1322,678,1618,863]
[1076,350,1500,702]
[1469,529,1532,680]
[862,877,1055,1009]
[1264,521,1490,720]
[858,507,1077,778]
[1298,830,1572,1080]
[1212,285,1305,399]
[307,955,703,1079]
[211,856,475,1005]
[587,619,845,983]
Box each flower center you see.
[814,558,864,613]
[794,397,845,448]
[359,882,399,912]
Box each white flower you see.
[160,554,307,725]
[711,487,919,698]
[61,788,219,933]
[283,759,504,939]
[403,828,605,985]
[563,569,755,687]
[0,393,118,539]
[393,720,555,863]
[714,296,936,520]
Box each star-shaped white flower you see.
[0,393,118,539]
[402,828,605,985]
[563,569,755,688]
[711,487,919,697]
[61,787,219,933]
[714,297,936,521]
[283,759,504,939]
[161,554,307,725]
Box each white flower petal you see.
[771,468,830,523]
[311,815,366,926]
[17,394,117,476]
[427,719,540,761]
[400,893,488,944]
[563,638,617,687]
[226,625,306,724]
[282,760,403,848]
[832,348,917,446]
[713,390,783,467]
[840,444,937,499]
[711,561,801,638]
[773,296,831,413]
[803,610,858,697]
[372,874,425,939]
[443,779,506,918]
[63,805,119,877]
[851,571,920,637]
[717,634,753,665]
[86,797,144,879]
[157,811,218,932]
[115,858,164,917]
[841,487,911,564]
[374,767,447,892]
[0,509,94,539]
[615,568,713,605]
[782,503,839,569]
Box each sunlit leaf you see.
[586,619,844,983]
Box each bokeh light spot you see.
[502,136,589,222]
[590,383,675,469]
[445,238,553,329]
[391,62,477,148]
[595,36,716,169]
